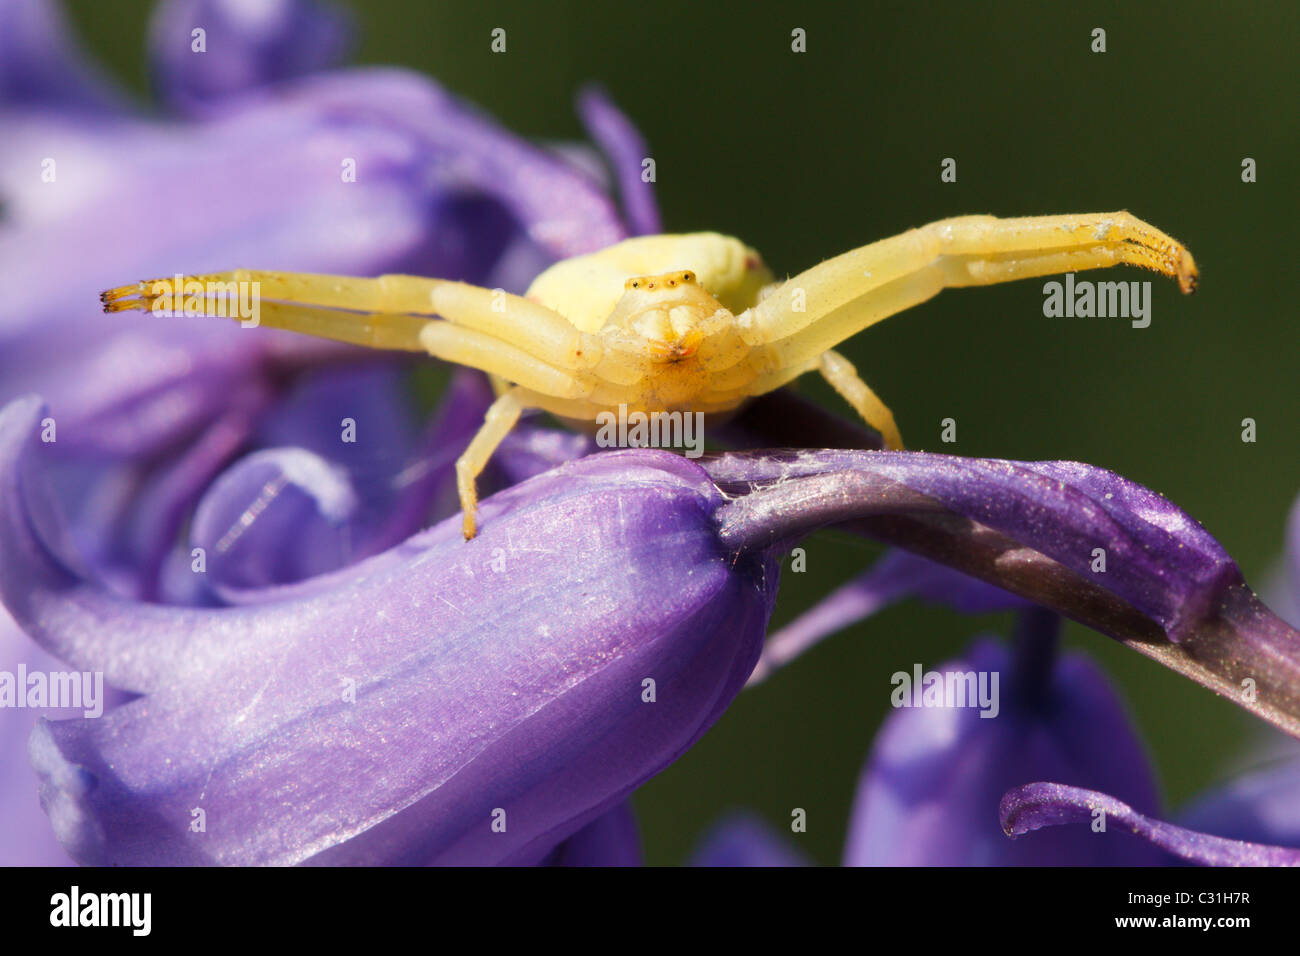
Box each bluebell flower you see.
[5,393,1298,865]
[0,610,104,865]
[843,611,1164,865]
[691,610,1164,866]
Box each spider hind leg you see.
[456,387,529,540]
[818,350,903,451]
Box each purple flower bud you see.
[689,814,811,867]
[845,612,1164,865]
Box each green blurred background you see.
[69,0,1299,864]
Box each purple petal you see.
[707,450,1300,738]
[846,617,1164,865]
[689,814,812,867]
[236,362,423,575]
[119,382,274,599]
[149,0,352,113]
[254,363,417,465]
[0,602,132,866]
[1001,782,1300,866]
[0,612,76,865]
[270,70,629,263]
[189,369,502,605]
[189,447,363,592]
[490,423,599,488]
[0,0,126,111]
[711,452,1235,638]
[576,86,661,236]
[0,397,772,864]
[1178,759,1300,849]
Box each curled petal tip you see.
[1000,781,1300,866]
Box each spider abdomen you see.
[524,232,774,333]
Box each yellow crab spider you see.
[102,211,1197,540]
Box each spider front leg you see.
[101,270,597,372]
[104,269,604,539]
[740,211,1198,370]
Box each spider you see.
[102,211,1197,539]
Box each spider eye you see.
[646,282,656,289]
[630,280,640,288]
[682,271,694,282]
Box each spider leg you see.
[457,386,530,540]
[103,277,432,350]
[101,271,599,369]
[426,282,599,369]
[739,211,1198,369]
[419,322,593,399]
[817,350,903,450]
[102,270,612,539]
[102,269,440,311]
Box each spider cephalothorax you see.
[610,271,718,362]
[103,211,1198,538]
